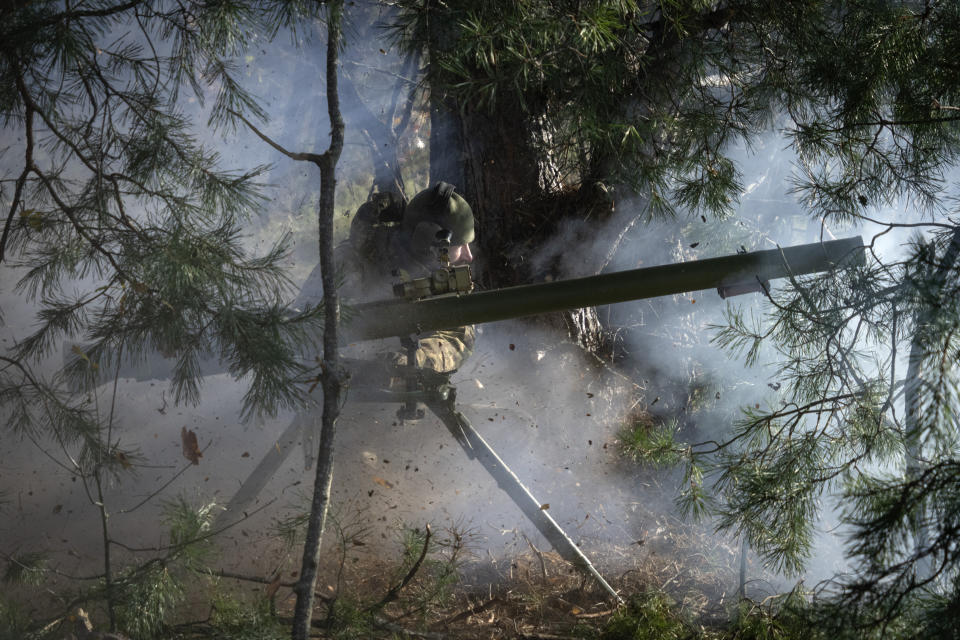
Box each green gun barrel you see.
[344,236,864,343]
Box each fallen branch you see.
[433,596,504,627]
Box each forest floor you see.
[192,505,786,640]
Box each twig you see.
[434,597,504,627]
[574,608,618,618]
[366,524,432,612]
[210,569,331,602]
[226,108,326,164]
[522,532,548,581]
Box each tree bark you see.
[291,3,345,639]
[418,1,615,352]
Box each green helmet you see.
[402,182,475,246]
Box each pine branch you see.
[366,525,432,612]
[0,96,32,263]
[226,108,326,164]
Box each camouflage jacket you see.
[295,197,474,375]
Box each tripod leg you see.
[215,412,315,528]
[425,398,622,604]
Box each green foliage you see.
[1,0,327,424]
[393,525,463,615]
[208,590,288,640]
[618,417,685,469]
[113,562,184,640]
[163,496,220,571]
[601,591,687,640]
[725,588,815,640]
[1,552,47,587]
[699,227,960,622]
[0,597,30,640]
[325,597,378,640]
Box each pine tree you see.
[0,1,330,634]
[1,0,326,418]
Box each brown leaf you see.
[181,426,202,465]
[264,574,282,601]
[241,451,250,458]
[373,476,393,489]
[52,504,63,514]
[540,503,550,510]
[115,451,133,469]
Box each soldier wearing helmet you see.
[295,182,476,374]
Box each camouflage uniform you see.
[296,188,475,374]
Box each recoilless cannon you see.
[344,236,864,341]
[72,237,863,601]
[218,236,865,603]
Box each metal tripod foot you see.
[423,389,621,603]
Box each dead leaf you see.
[509,343,515,351]
[264,574,282,600]
[540,503,550,510]
[52,504,63,514]
[373,476,393,489]
[241,451,250,458]
[181,427,202,465]
[115,451,133,469]
[689,242,699,248]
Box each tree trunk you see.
[291,4,345,639]
[447,104,612,351]
[423,8,611,351]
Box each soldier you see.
[295,181,476,374]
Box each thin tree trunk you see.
[291,4,345,639]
